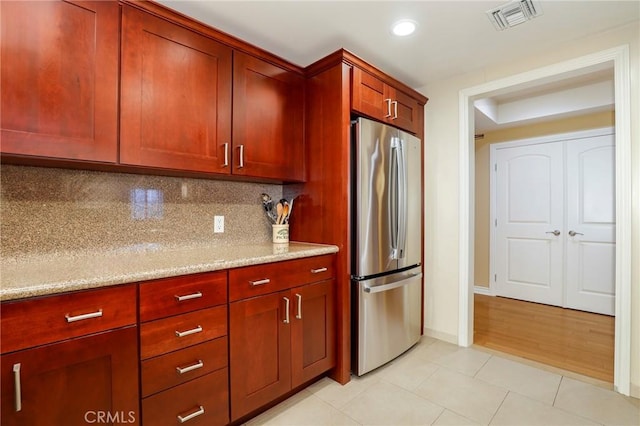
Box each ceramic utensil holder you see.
[272,224,289,244]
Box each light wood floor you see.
[474,294,615,383]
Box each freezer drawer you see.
[352,270,422,376]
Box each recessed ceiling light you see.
[391,19,417,37]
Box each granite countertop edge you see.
[0,242,339,302]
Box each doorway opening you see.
[458,46,632,395]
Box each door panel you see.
[229,292,291,421]
[120,6,232,173]
[494,142,564,306]
[398,130,422,270]
[566,135,615,315]
[353,118,398,277]
[1,0,118,162]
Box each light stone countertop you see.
[0,242,339,302]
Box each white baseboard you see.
[474,285,494,296]
[422,328,458,345]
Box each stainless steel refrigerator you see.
[351,117,423,376]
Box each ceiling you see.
[156,1,637,131]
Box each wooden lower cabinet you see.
[229,279,335,421]
[0,326,139,426]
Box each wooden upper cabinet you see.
[120,5,233,174]
[352,66,421,134]
[233,52,305,181]
[0,0,119,162]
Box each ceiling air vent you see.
[487,0,543,31]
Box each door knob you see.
[545,230,561,236]
[568,230,584,236]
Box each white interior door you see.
[566,134,616,315]
[492,130,616,316]
[494,142,564,306]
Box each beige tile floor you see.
[244,337,640,426]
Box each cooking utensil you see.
[261,193,277,223]
[282,202,290,224]
[276,202,284,224]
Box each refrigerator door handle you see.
[390,138,400,259]
[397,138,407,259]
[363,273,423,294]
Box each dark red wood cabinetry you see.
[120,5,233,174]
[352,66,422,134]
[138,271,229,426]
[229,255,335,421]
[0,0,119,163]
[0,285,139,426]
[233,52,305,181]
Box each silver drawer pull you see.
[250,278,270,286]
[175,292,203,302]
[222,143,229,167]
[177,406,205,423]
[283,297,290,324]
[310,267,328,274]
[175,325,203,338]
[176,360,204,375]
[13,363,21,412]
[65,309,103,323]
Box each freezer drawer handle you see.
[65,309,103,323]
[363,273,423,294]
[13,363,21,412]
[177,406,205,423]
[175,325,203,338]
[175,292,203,302]
[176,360,204,375]
[310,267,327,274]
[250,278,271,286]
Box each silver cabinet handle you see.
[568,230,584,236]
[545,230,561,236]
[176,360,204,375]
[177,406,205,423]
[384,98,392,117]
[283,297,290,324]
[222,143,229,167]
[238,144,244,169]
[310,267,328,274]
[175,292,203,302]
[392,100,398,119]
[295,294,302,319]
[65,309,103,323]
[175,325,203,338]
[13,363,21,412]
[250,278,270,286]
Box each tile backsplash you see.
[0,165,282,258]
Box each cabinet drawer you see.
[140,306,227,360]
[142,368,229,426]
[139,271,227,322]
[141,337,227,397]
[1,284,136,354]
[229,255,334,302]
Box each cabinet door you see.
[233,52,304,181]
[352,67,388,120]
[120,6,232,174]
[388,88,421,135]
[0,0,118,162]
[1,326,139,426]
[291,280,335,387]
[229,291,291,421]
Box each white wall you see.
[419,21,640,397]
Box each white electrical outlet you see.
[214,215,224,233]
